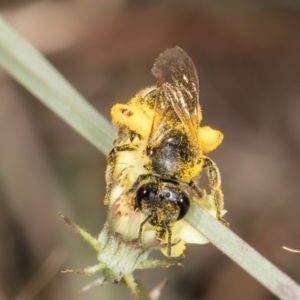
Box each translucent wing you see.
[148,47,202,154]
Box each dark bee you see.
[107,47,227,256]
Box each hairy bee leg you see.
[189,180,203,198]
[104,144,139,204]
[104,168,114,205]
[111,143,139,152]
[202,157,229,227]
[58,213,101,251]
[62,262,106,276]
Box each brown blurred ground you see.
[0,1,300,299]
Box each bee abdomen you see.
[149,131,194,180]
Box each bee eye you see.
[177,194,190,221]
[136,183,156,210]
[141,188,149,195]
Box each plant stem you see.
[186,202,300,300]
[0,14,113,155]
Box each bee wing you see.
[148,47,202,152]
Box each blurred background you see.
[0,0,300,299]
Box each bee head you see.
[135,181,190,227]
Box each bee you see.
[106,47,227,257]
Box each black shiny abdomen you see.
[149,131,193,179]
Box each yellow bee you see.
[106,47,228,257]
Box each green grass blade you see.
[0,14,114,155]
[186,202,300,300]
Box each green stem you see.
[123,275,151,300]
[0,14,113,155]
[58,212,100,252]
[186,202,300,300]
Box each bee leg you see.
[111,144,139,152]
[202,157,229,227]
[166,224,172,256]
[189,180,203,198]
[104,144,139,204]
[137,215,151,246]
[104,165,114,205]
